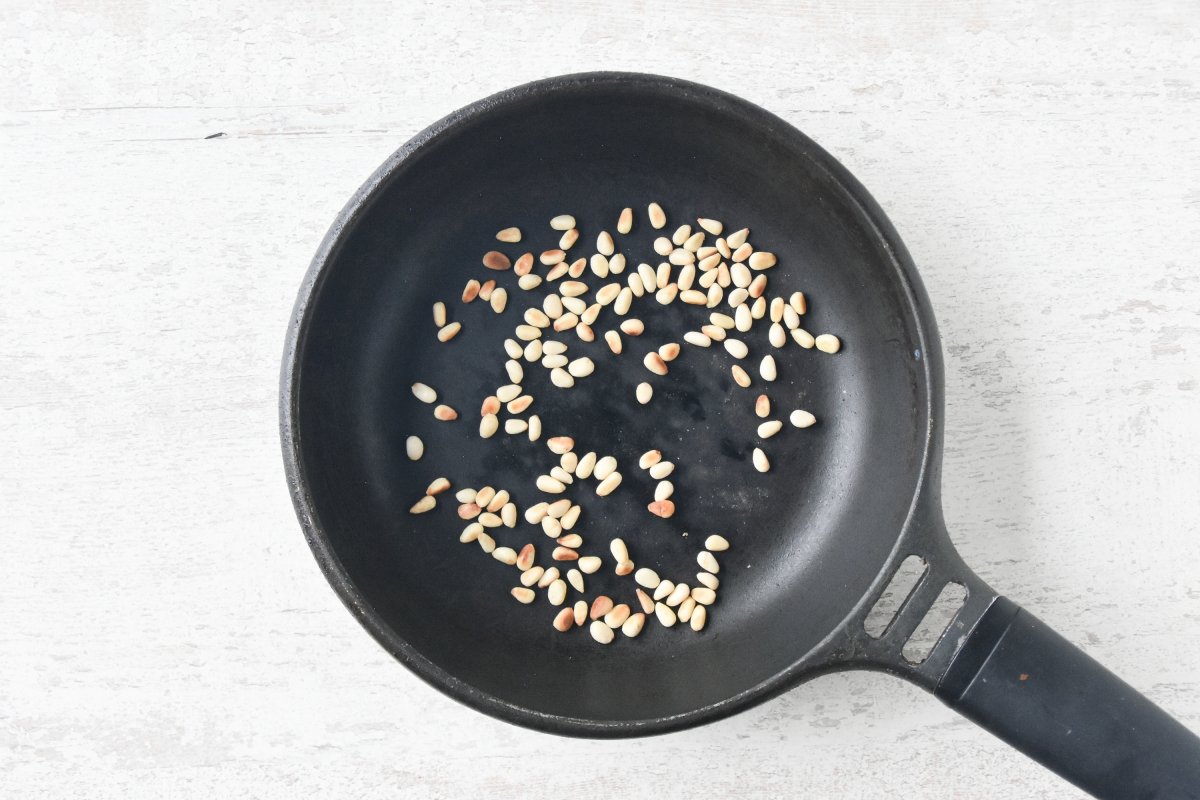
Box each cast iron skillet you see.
[281,73,1200,797]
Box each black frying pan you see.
[280,73,1200,797]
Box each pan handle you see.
[936,596,1200,799]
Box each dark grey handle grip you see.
[936,597,1200,799]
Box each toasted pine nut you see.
[604,604,631,628]
[540,249,566,266]
[553,546,579,561]
[605,330,622,354]
[760,355,777,382]
[815,334,841,354]
[547,436,574,454]
[617,207,633,234]
[457,503,481,520]
[479,280,496,301]
[426,477,451,496]
[514,252,534,276]
[490,288,508,313]
[590,620,615,644]
[648,499,675,518]
[463,280,481,303]
[590,596,614,620]
[578,556,601,574]
[615,560,634,576]
[511,587,535,604]
[749,275,768,300]
[698,550,721,573]
[434,404,458,421]
[620,318,644,336]
[643,352,668,375]
[790,409,817,428]
[635,588,655,615]
[516,543,535,571]
[648,202,667,229]
[731,365,751,387]
[690,604,707,631]
[655,602,677,627]
[409,495,436,514]
[507,394,533,414]
[553,607,575,631]
[406,436,424,460]
[752,447,769,473]
[483,251,511,270]
[638,450,662,469]
[705,534,729,552]
[755,395,771,419]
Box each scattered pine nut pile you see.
[407,204,841,645]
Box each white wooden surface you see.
[3,2,1198,797]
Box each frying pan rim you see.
[280,70,942,737]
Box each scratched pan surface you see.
[281,72,933,735]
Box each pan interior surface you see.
[287,75,931,732]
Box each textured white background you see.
[3,2,1198,797]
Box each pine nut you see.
[475,486,496,507]
[507,395,533,414]
[568,600,584,626]
[669,249,695,266]
[456,488,477,504]
[648,461,674,479]
[491,289,508,313]
[434,404,458,421]
[635,588,655,614]
[550,367,575,388]
[731,366,751,388]
[425,477,451,496]
[524,340,543,361]
[749,251,776,270]
[550,215,576,231]
[567,568,585,592]
[546,262,569,281]
[593,456,617,481]
[791,328,815,348]
[542,354,568,369]
[502,503,518,528]
[617,207,633,234]
[627,273,645,297]
[643,352,668,375]
[790,409,817,428]
[815,334,841,354]
[731,262,752,288]
[715,237,731,259]
[496,384,521,403]
[638,262,657,293]
[590,253,609,278]
[703,535,730,554]
[539,567,560,588]
[783,305,800,329]
[542,519,561,542]
[559,227,579,250]
[528,414,542,441]
[697,572,720,590]
[578,556,602,574]
[409,495,436,514]
[590,596,614,620]
[728,287,749,307]
[653,236,673,257]
[560,452,579,474]
[680,289,707,305]
[515,324,541,341]
[752,395,770,420]
[514,252,534,276]
[657,343,680,362]
[655,603,677,627]
[562,504,582,530]
[698,252,721,271]
[648,500,675,518]
[663,583,688,607]
[620,318,644,336]
[726,227,749,248]
[522,565,544,586]
[575,451,597,479]
[732,243,753,262]
[549,466,574,484]
[553,546,579,561]
[690,604,707,631]
[667,224,689,246]
[677,263,696,290]
[717,262,732,287]
[560,280,588,298]
[701,324,726,341]
[548,579,567,605]
[637,450,661,470]
[655,284,678,304]
[683,231,705,252]
[593,230,613,256]
[525,502,549,524]
[458,502,481,520]
[483,251,511,270]
[615,560,634,576]
[492,546,517,565]
[604,604,631,628]
[653,580,675,601]
[590,620,614,644]
[614,287,633,315]
[698,550,721,573]
[749,275,768,300]
[648,202,667,229]
[553,607,575,631]
[710,312,735,329]
[477,532,496,553]
[608,538,630,563]
[752,447,769,473]
[684,331,712,347]
[546,499,570,518]
[480,511,503,528]
[734,303,752,332]
[622,612,645,637]
[540,249,566,266]
[412,383,437,403]
[511,587,535,604]
[724,339,748,359]
[691,587,717,605]
[406,436,424,460]
[678,596,696,623]
[653,262,670,289]
[758,419,784,438]
[568,357,595,377]
[537,475,566,493]
[604,330,622,354]
[635,568,661,589]
[547,436,574,454]
[760,355,777,382]
[769,322,786,348]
